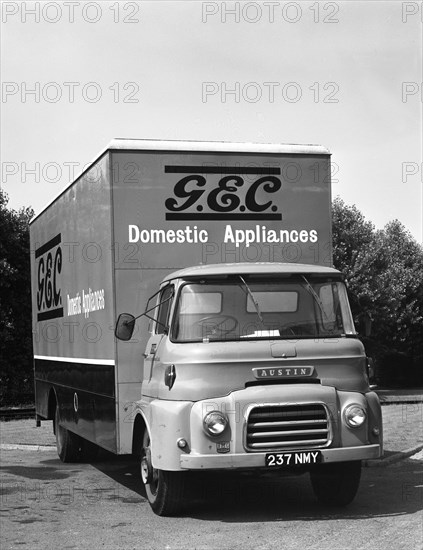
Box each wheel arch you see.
[48,387,58,420]
[132,411,149,459]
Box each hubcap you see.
[140,456,150,484]
[141,437,158,495]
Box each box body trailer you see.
[30,139,382,515]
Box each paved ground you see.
[1,419,55,448]
[1,444,422,550]
[1,392,422,549]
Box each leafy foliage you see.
[332,198,423,385]
[0,189,34,405]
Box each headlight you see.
[203,411,228,436]
[343,404,367,428]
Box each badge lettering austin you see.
[253,367,314,379]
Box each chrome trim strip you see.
[249,438,329,449]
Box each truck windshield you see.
[171,278,355,342]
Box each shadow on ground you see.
[90,453,423,523]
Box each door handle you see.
[164,364,176,390]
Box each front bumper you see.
[180,444,382,470]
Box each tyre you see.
[140,430,185,516]
[54,406,100,463]
[54,406,81,463]
[310,460,362,507]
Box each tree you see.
[0,189,34,405]
[372,221,423,363]
[332,197,423,385]
[332,197,376,315]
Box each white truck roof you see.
[162,262,341,283]
[107,138,330,156]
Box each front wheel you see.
[140,430,185,516]
[310,460,362,507]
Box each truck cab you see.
[116,262,383,515]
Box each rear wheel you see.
[310,460,362,506]
[54,406,81,463]
[54,406,99,463]
[140,430,185,516]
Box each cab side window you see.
[156,285,173,334]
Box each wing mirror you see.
[115,313,135,341]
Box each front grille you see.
[245,403,331,451]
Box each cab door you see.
[142,284,174,398]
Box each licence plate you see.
[265,451,322,468]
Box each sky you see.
[1,0,422,242]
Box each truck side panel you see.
[30,153,118,452]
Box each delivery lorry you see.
[30,139,382,515]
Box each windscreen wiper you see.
[300,275,328,319]
[238,276,264,327]
[301,276,347,338]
